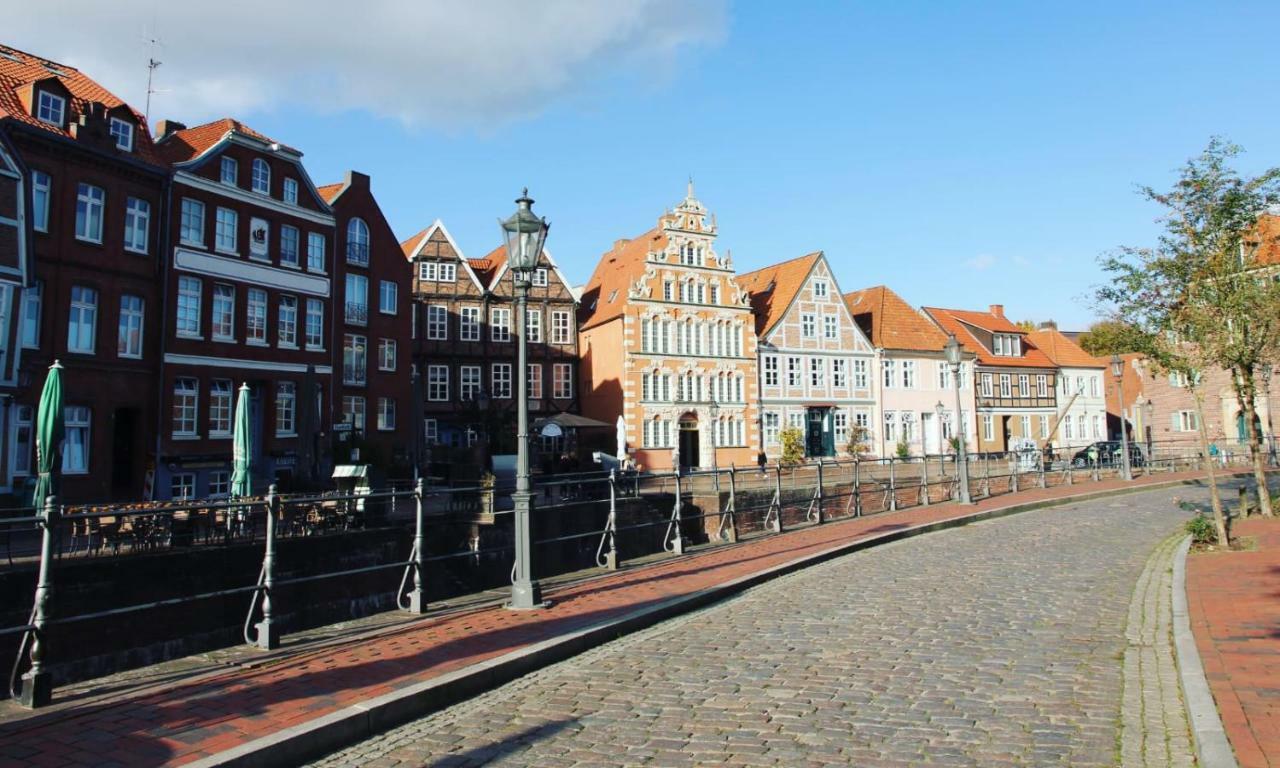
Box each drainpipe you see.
[153,170,173,500]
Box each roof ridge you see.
[0,43,79,72]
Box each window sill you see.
[74,236,104,247]
[377,426,395,432]
[379,309,397,316]
[280,261,301,271]
[215,248,240,258]
[276,432,298,439]
[378,367,395,373]
[305,345,326,353]
[212,337,238,344]
[117,353,143,361]
[307,268,328,276]
[180,240,205,249]
[209,433,232,440]
[125,247,149,256]
[248,255,272,264]
[246,340,269,347]
[176,333,204,341]
[172,434,201,441]
[62,469,88,476]
[66,349,96,356]
[278,343,299,351]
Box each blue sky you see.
[13,1,1280,329]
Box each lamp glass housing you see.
[944,334,962,367]
[499,189,549,273]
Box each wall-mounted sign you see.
[250,217,270,258]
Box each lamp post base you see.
[507,582,548,611]
[254,620,279,650]
[17,669,51,708]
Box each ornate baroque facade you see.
[579,185,758,471]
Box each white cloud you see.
[964,253,996,271]
[4,1,726,129]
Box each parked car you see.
[1070,441,1145,468]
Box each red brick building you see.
[0,44,168,503]
[402,219,581,472]
[153,119,336,498]
[319,171,413,477]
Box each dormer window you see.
[36,91,65,126]
[220,157,238,186]
[283,178,298,205]
[992,333,1021,356]
[109,117,133,151]
[251,158,270,195]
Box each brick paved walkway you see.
[1187,515,1280,767]
[312,479,1196,767]
[0,470,1226,767]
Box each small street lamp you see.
[944,334,972,504]
[499,189,550,610]
[1111,354,1132,481]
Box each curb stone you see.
[189,474,1249,768]
[1172,534,1240,768]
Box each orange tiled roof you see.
[470,246,505,287]
[0,42,164,165]
[738,252,822,336]
[579,228,667,330]
[399,225,434,260]
[156,118,294,164]
[923,306,1056,369]
[843,285,952,352]
[316,182,343,203]
[1024,328,1105,369]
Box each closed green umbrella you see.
[31,360,64,508]
[231,382,253,499]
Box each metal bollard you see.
[254,485,281,650]
[666,471,688,555]
[17,494,58,708]
[1010,455,1019,493]
[601,470,620,569]
[773,463,785,532]
[407,478,428,613]
[920,455,930,506]
[888,457,897,512]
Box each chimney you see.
[155,119,186,139]
[989,304,1005,318]
[345,170,370,191]
[613,238,631,250]
[1038,320,1058,330]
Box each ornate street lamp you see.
[944,334,972,504]
[1111,354,1132,481]
[499,189,550,610]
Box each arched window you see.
[347,218,370,266]
[251,159,270,195]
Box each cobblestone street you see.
[312,487,1199,767]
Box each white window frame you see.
[173,378,199,437]
[378,338,396,372]
[123,197,150,254]
[275,382,297,436]
[527,364,543,400]
[283,178,298,205]
[211,284,237,342]
[117,294,144,359]
[278,295,298,348]
[492,363,512,399]
[36,91,65,126]
[823,314,838,340]
[31,171,50,233]
[220,157,237,186]
[75,183,105,244]
[526,309,541,344]
[251,158,271,195]
[460,365,482,401]
[343,334,367,386]
[377,398,396,431]
[460,306,481,341]
[553,363,573,400]
[246,288,267,345]
[209,379,233,437]
[280,225,300,268]
[427,364,449,401]
[531,268,548,287]
[20,280,41,349]
[180,198,205,246]
[62,406,91,474]
[307,232,326,272]
[427,304,448,340]
[801,313,816,338]
[177,277,202,338]
[67,285,97,354]
[764,355,779,387]
[109,117,134,151]
[214,207,238,254]
[379,281,398,315]
[551,310,571,345]
[305,298,325,350]
[491,307,511,342]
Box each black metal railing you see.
[1,438,1268,708]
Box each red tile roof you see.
[737,252,822,336]
[843,285,952,352]
[399,226,434,260]
[1252,212,1280,267]
[0,42,164,165]
[1024,327,1105,369]
[316,182,343,203]
[923,306,1056,369]
[579,228,668,331]
[470,246,504,287]
[156,118,293,164]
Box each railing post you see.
[815,460,826,523]
[603,470,619,569]
[1092,456,1100,483]
[254,485,280,650]
[888,457,897,512]
[773,463,785,532]
[724,466,739,543]
[17,495,57,708]
[666,471,687,555]
[920,454,930,506]
[1039,453,1047,489]
[1010,453,1019,493]
[855,458,865,519]
[407,478,428,613]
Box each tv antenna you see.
[142,27,168,125]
